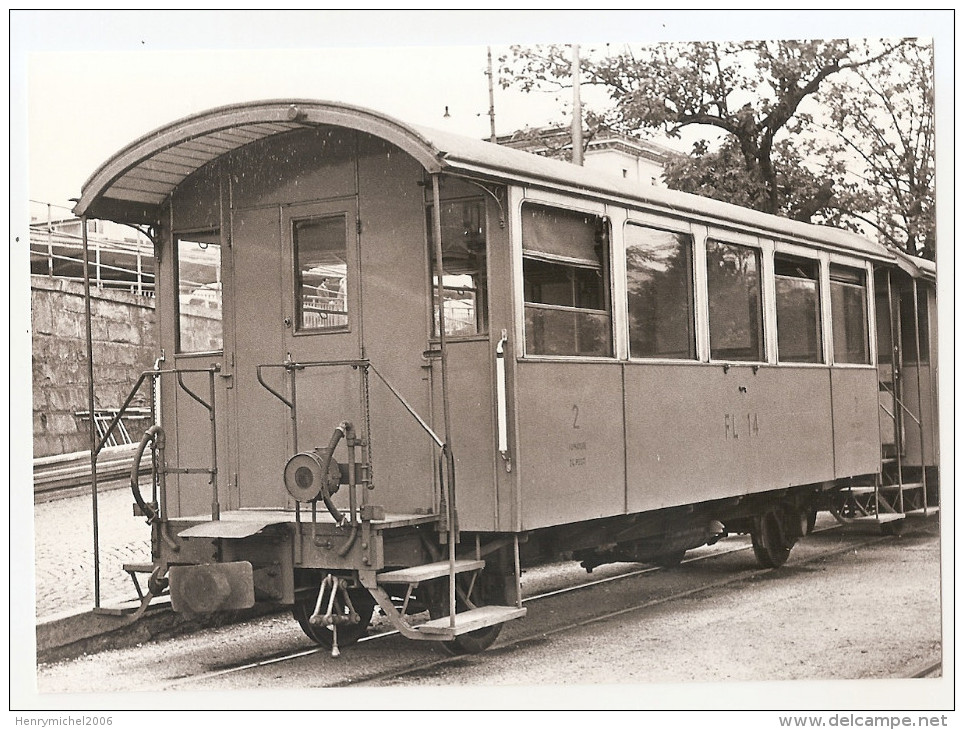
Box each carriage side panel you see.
[444,341,498,532]
[229,204,289,509]
[516,361,625,530]
[830,367,881,478]
[623,364,835,514]
[899,365,938,467]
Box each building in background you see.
[496,126,673,185]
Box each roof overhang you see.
[73,99,447,223]
[889,246,937,281]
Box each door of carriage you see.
[231,192,439,514]
[230,198,362,509]
[874,267,936,468]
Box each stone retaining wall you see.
[30,276,157,457]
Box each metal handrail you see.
[94,366,219,457]
[257,359,445,448]
[256,358,449,528]
[94,365,221,520]
[878,379,922,427]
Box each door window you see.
[427,198,488,337]
[294,215,349,332]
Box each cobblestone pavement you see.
[34,484,152,620]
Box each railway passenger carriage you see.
[73,100,939,654]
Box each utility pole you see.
[487,46,497,143]
[571,44,584,166]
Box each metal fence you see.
[29,201,156,296]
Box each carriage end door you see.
[280,199,364,459]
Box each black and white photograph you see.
[9,9,954,720]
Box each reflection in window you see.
[521,204,611,357]
[427,198,487,337]
[706,240,764,362]
[625,224,695,359]
[775,255,822,363]
[830,265,869,364]
[176,233,222,353]
[295,215,348,331]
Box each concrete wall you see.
[31,276,157,457]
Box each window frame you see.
[623,220,698,362]
[704,237,766,364]
[829,262,872,366]
[174,228,224,355]
[519,200,614,360]
[773,252,824,365]
[426,195,490,341]
[292,212,351,335]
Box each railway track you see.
[33,444,148,502]
[161,520,941,690]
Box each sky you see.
[12,9,955,214]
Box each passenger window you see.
[176,233,222,353]
[830,265,870,364]
[774,255,823,363]
[705,240,764,362]
[294,215,348,331]
[625,223,696,359]
[521,203,612,357]
[427,198,488,337]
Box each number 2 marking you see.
[572,404,580,429]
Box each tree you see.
[807,40,935,257]
[499,39,932,256]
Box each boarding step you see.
[875,481,925,489]
[842,486,878,495]
[123,562,154,575]
[93,594,172,616]
[376,559,485,585]
[845,482,924,495]
[904,506,939,518]
[415,605,527,637]
[850,512,905,524]
[892,481,925,491]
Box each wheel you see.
[751,506,795,568]
[651,550,686,569]
[292,579,375,650]
[424,566,508,655]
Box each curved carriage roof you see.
[75,98,913,268]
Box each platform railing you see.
[87,364,221,608]
[93,366,221,510]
